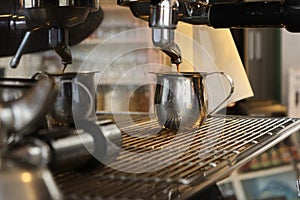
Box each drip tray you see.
[54,115,300,200]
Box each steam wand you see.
[10,31,32,69]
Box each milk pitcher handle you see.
[206,72,234,116]
[31,71,50,80]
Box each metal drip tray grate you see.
[54,115,300,200]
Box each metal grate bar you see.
[95,117,290,177]
[101,117,292,182]
[55,115,300,200]
[56,171,177,199]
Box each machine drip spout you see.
[49,28,72,66]
[152,28,181,64]
[54,45,72,66]
[150,0,182,64]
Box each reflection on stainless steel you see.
[0,2,104,58]
[73,119,122,165]
[0,158,62,200]
[10,31,31,68]
[120,0,300,31]
[3,0,300,198]
[8,119,122,171]
[297,177,300,198]
[33,72,97,125]
[19,0,99,9]
[8,129,95,170]
[47,119,122,170]
[53,114,300,199]
[14,0,99,68]
[96,119,123,152]
[0,78,57,136]
[153,72,234,130]
[152,28,181,64]
[0,78,36,102]
[150,0,181,64]
[119,0,300,64]
[8,138,51,167]
[0,0,100,68]
[149,0,178,29]
[49,28,72,66]
[16,0,99,28]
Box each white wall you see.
[281,30,300,107]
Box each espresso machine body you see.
[1,1,300,200]
[0,0,103,67]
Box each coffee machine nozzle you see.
[119,0,182,65]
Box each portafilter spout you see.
[150,0,182,64]
[49,28,72,66]
[122,0,182,65]
[152,28,181,64]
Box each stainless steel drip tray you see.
[54,115,300,200]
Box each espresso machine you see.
[2,0,300,68]
[2,0,300,200]
[0,0,102,68]
[117,0,300,66]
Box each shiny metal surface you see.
[0,1,103,59]
[149,0,178,29]
[19,0,99,10]
[0,78,36,102]
[53,114,300,199]
[33,72,97,125]
[153,72,234,130]
[152,28,181,64]
[73,119,122,165]
[4,0,101,68]
[8,119,122,171]
[0,78,57,136]
[119,0,300,65]
[150,0,181,64]
[8,138,51,167]
[16,0,99,28]
[120,0,182,64]
[0,158,62,200]
[49,28,72,65]
[10,31,31,68]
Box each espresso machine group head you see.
[118,0,300,65]
[0,0,102,68]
